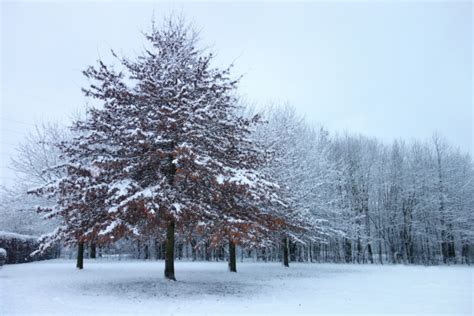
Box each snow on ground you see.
[0,259,472,316]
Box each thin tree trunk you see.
[282,236,289,267]
[367,243,374,264]
[229,240,237,272]
[136,239,141,259]
[164,221,176,281]
[344,238,352,263]
[378,239,383,264]
[205,241,211,261]
[76,242,84,270]
[461,241,469,264]
[144,243,149,260]
[190,239,197,261]
[356,237,362,263]
[90,243,96,259]
[154,239,159,260]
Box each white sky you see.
[1,1,472,186]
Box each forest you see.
[0,18,473,282]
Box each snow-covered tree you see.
[33,17,287,278]
[255,105,340,266]
[0,122,69,236]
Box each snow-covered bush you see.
[0,248,6,266]
[0,231,60,264]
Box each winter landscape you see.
[1,2,473,316]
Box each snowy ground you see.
[0,259,472,316]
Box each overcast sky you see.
[1,1,472,186]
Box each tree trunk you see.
[461,242,470,264]
[154,239,159,260]
[76,242,84,270]
[144,243,149,260]
[367,243,374,264]
[356,238,362,263]
[90,243,96,259]
[177,243,183,260]
[205,241,211,261]
[229,240,237,272]
[164,221,176,281]
[282,236,289,267]
[344,238,352,263]
[378,239,383,264]
[190,239,197,261]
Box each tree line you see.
[256,107,474,265]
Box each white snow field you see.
[0,260,472,316]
